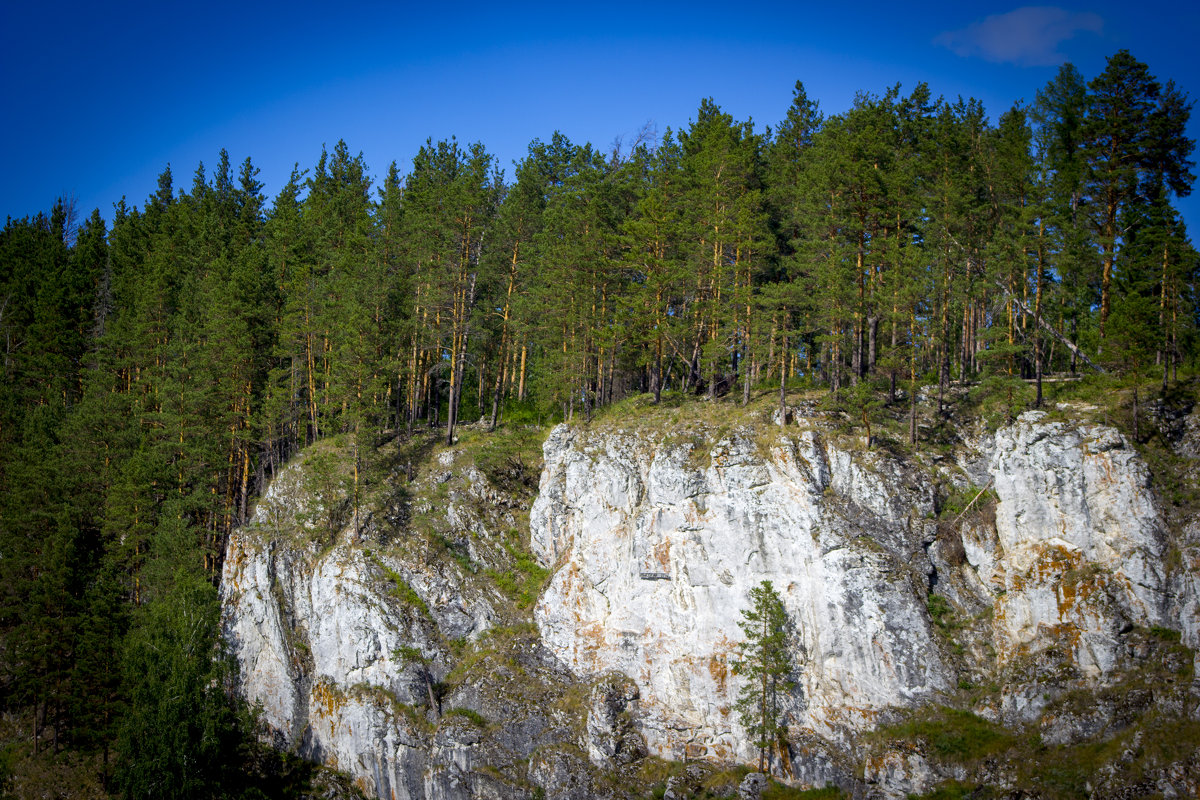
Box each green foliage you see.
[115,518,246,798]
[1,48,1198,794]
[763,783,843,800]
[733,580,796,775]
[926,594,953,629]
[472,425,544,494]
[937,484,997,519]
[882,708,1015,763]
[395,645,427,664]
[366,551,430,617]
[0,743,13,800]
[1148,625,1182,643]
[486,530,551,609]
[301,445,354,538]
[444,707,489,727]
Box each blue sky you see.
[3,1,1198,233]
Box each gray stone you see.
[220,412,1200,798]
[737,772,767,800]
[586,672,645,767]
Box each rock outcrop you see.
[531,410,1190,777]
[221,410,1200,799]
[221,434,596,800]
[532,422,947,760]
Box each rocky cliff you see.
[221,404,1200,799]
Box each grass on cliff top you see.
[451,422,547,494]
[370,421,550,620]
[585,388,814,435]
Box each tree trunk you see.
[867,315,878,376]
[779,334,788,426]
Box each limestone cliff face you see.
[532,422,945,760]
[531,411,1178,764]
[222,457,481,798]
[220,412,1199,799]
[220,440,531,800]
[988,415,1167,674]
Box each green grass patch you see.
[444,707,488,727]
[432,531,478,574]
[472,425,546,494]
[394,645,426,664]
[763,783,844,800]
[696,765,751,796]
[365,550,430,617]
[444,623,541,686]
[881,708,1015,763]
[925,595,967,655]
[1148,625,1182,643]
[937,484,997,519]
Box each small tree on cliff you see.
[733,580,795,774]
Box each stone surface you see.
[861,745,937,800]
[532,423,949,759]
[586,672,646,767]
[221,443,502,800]
[531,413,1187,764]
[221,412,1200,799]
[988,412,1168,677]
[737,772,767,800]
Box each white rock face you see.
[988,412,1167,676]
[532,424,947,760]
[531,414,1177,761]
[221,455,497,800]
[221,413,1193,796]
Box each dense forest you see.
[1,51,1196,796]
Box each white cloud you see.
[935,6,1104,66]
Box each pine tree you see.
[399,138,499,438]
[765,82,824,403]
[1083,50,1194,346]
[524,135,619,419]
[622,132,687,404]
[115,505,243,799]
[977,104,1036,419]
[680,100,771,400]
[732,580,795,775]
[1032,63,1093,372]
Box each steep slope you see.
[221,404,1200,799]
[221,429,611,800]
[532,420,947,762]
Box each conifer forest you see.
[1,51,1197,796]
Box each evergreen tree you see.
[678,99,769,399]
[1083,50,1194,346]
[263,165,312,457]
[766,82,824,401]
[115,506,243,798]
[1032,63,1093,371]
[732,580,795,775]
[399,138,500,438]
[524,134,621,419]
[622,132,688,403]
[977,104,1037,418]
